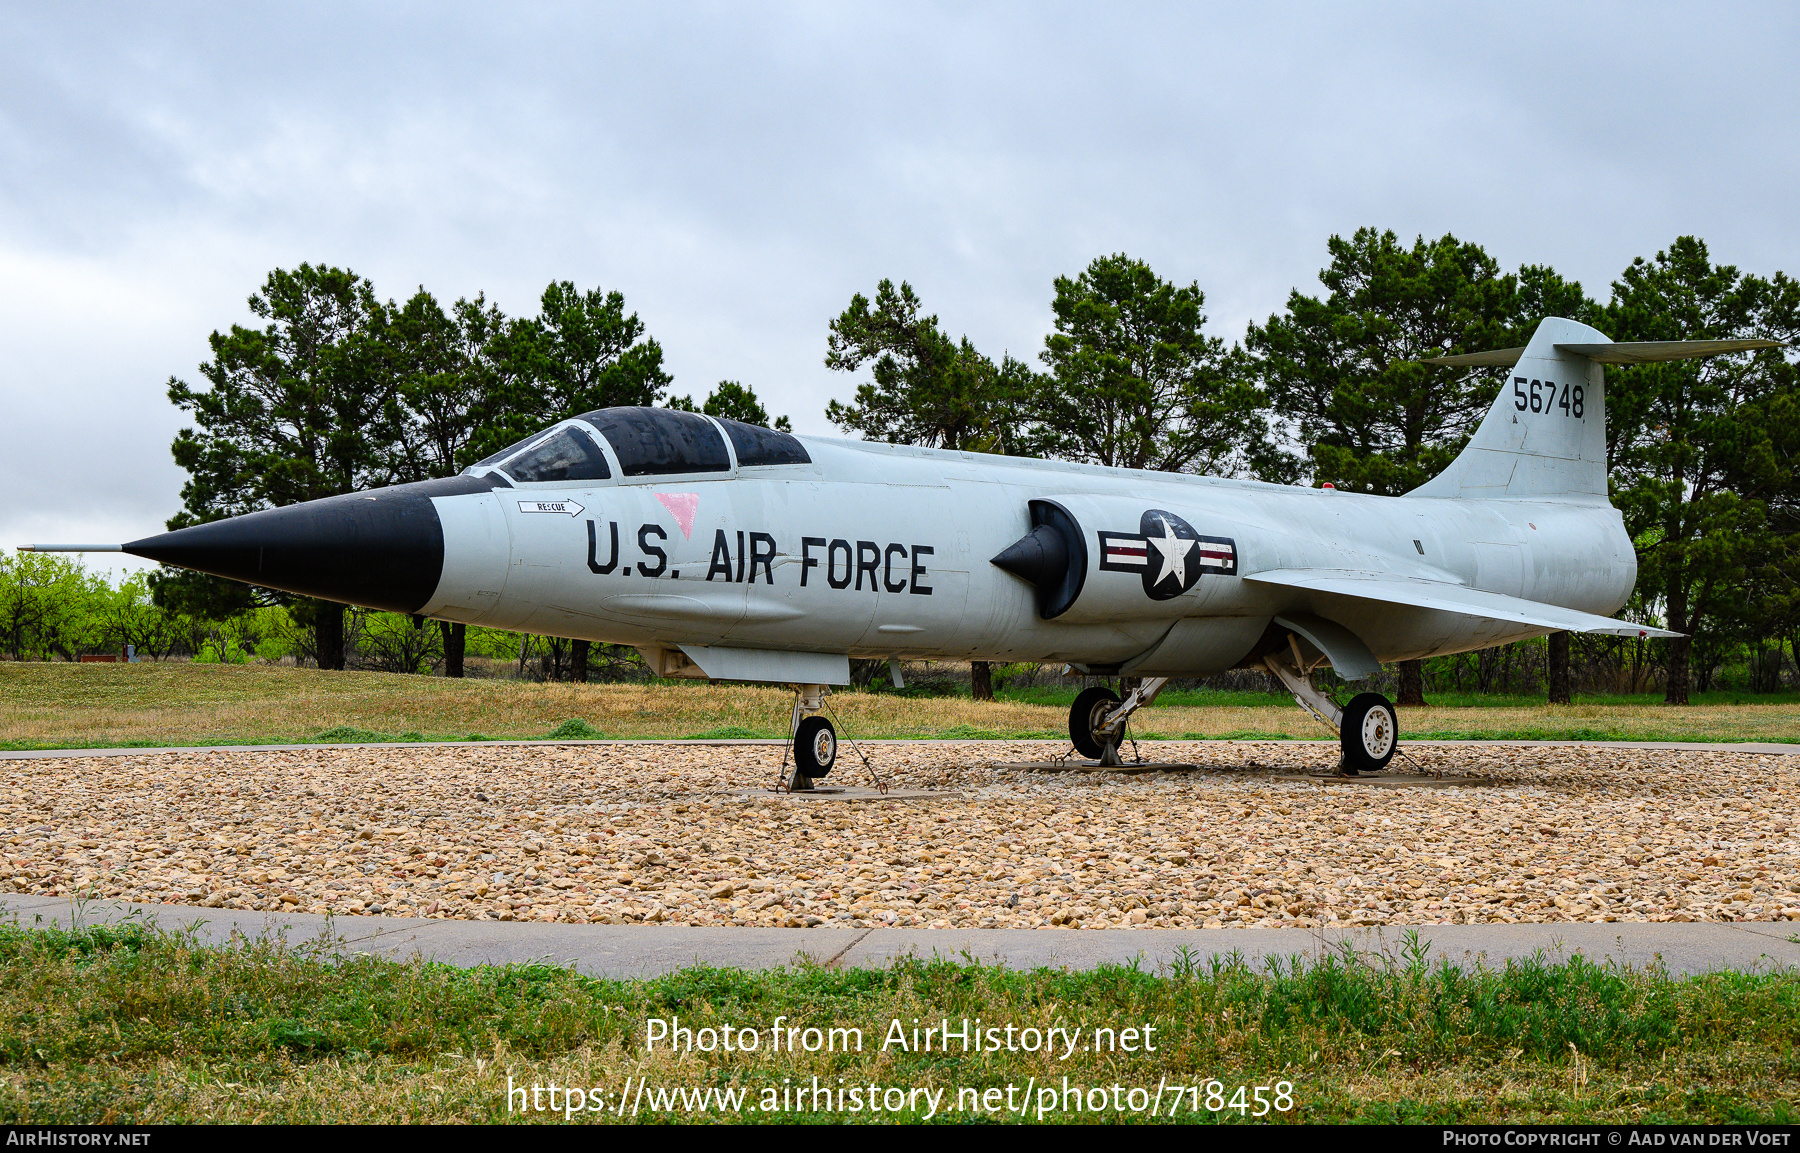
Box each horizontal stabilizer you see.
[1554,339,1785,365]
[1420,346,1526,368]
[1243,569,1681,638]
[1422,338,1783,368]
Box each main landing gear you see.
[1340,693,1398,774]
[1069,677,1172,766]
[1262,641,1398,774]
[786,684,838,790]
[1068,655,1398,773]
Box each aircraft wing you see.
[1242,569,1682,638]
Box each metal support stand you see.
[1093,676,1171,766]
[823,695,889,794]
[779,684,831,792]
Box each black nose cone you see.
[123,475,494,614]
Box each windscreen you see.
[499,427,612,483]
[472,431,551,468]
[717,418,810,466]
[579,408,730,476]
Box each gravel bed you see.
[3,741,1797,930]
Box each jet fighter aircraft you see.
[24,318,1782,783]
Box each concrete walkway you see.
[3,737,1798,760]
[6,895,1796,978]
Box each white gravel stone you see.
[2,741,1796,930]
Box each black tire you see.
[794,715,837,778]
[1340,692,1398,774]
[1069,686,1122,761]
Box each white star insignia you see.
[1147,520,1195,588]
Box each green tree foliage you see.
[100,573,178,661]
[1603,237,1800,704]
[387,290,511,482]
[1040,254,1272,478]
[145,565,256,623]
[355,611,445,675]
[168,264,403,513]
[473,281,672,460]
[825,279,1044,455]
[0,554,105,660]
[165,264,405,668]
[669,380,792,430]
[1515,263,1604,335]
[1245,229,1527,493]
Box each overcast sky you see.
[4,2,1797,576]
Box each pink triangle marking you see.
[654,492,700,539]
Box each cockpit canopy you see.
[467,406,809,484]
[480,426,612,482]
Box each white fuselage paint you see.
[416,435,1636,673]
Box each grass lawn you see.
[3,662,1800,750]
[1,920,1794,1124]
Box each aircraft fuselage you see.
[423,435,1635,673]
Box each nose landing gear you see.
[793,714,838,785]
[785,684,837,791]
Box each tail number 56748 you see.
[1514,376,1584,419]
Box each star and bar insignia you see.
[1097,509,1236,600]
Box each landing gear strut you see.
[786,684,837,790]
[1262,639,1398,774]
[1069,677,1171,765]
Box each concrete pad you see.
[995,761,1200,775]
[379,919,871,975]
[1271,773,1503,788]
[8,896,1797,978]
[731,787,961,802]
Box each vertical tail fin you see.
[1410,319,1782,502]
[1409,317,1612,503]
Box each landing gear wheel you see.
[1340,692,1398,775]
[1069,686,1122,761]
[793,715,837,779]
